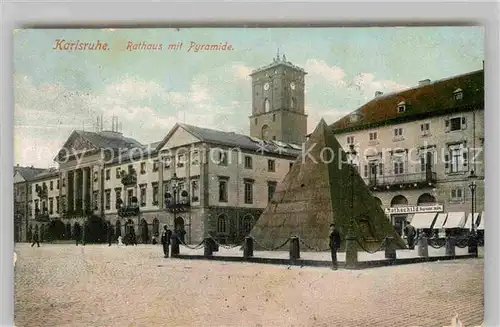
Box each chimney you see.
[374,91,384,98]
[16,164,19,167]
[418,79,431,86]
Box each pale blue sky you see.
[13,27,484,168]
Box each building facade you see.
[330,69,485,236]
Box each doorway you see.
[174,217,185,243]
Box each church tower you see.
[249,52,308,145]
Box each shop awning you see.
[477,211,485,230]
[433,213,448,229]
[410,213,438,229]
[442,212,466,229]
[465,213,479,230]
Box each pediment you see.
[55,131,97,162]
[13,172,26,183]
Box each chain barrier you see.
[427,238,446,249]
[177,237,205,250]
[252,237,290,251]
[455,236,469,248]
[208,236,244,250]
[356,237,388,254]
[297,238,330,252]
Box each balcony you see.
[365,171,437,191]
[117,197,140,217]
[164,190,191,213]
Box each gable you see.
[13,172,26,183]
[55,131,97,162]
[159,126,201,151]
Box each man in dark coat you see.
[329,223,341,270]
[31,230,40,247]
[404,221,416,250]
[160,225,172,258]
[106,222,114,246]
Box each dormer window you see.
[453,88,463,100]
[349,113,360,123]
[397,101,406,113]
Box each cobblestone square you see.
[14,243,483,327]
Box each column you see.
[82,167,88,213]
[73,170,78,212]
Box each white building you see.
[330,69,485,236]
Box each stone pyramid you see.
[250,119,406,252]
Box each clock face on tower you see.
[290,82,296,90]
[264,82,270,91]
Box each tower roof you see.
[249,53,307,76]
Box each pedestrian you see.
[404,221,416,250]
[329,223,341,270]
[31,229,40,247]
[106,222,114,247]
[130,228,137,246]
[160,225,172,258]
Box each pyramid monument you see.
[250,119,407,252]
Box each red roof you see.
[330,69,484,133]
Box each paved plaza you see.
[15,243,483,327]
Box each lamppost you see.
[345,144,358,269]
[468,170,478,256]
[164,173,190,253]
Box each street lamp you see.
[468,170,478,256]
[345,143,358,269]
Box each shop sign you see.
[384,204,444,215]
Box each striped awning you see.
[410,213,438,229]
[466,213,480,230]
[477,211,485,230]
[442,212,466,229]
[433,213,448,229]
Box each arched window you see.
[417,193,436,205]
[391,195,408,206]
[261,125,269,140]
[264,98,270,112]
[242,214,253,234]
[217,214,228,234]
[152,218,160,236]
[374,197,383,206]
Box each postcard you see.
[13,27,484,327]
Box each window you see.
[446,116,467,132]
[60,196,65,213]
[420,123,430,136]
[152,184,159,205]
[116,168,121,179]
[264,98,270,112]
[164,157,171,169]
[217,215,227,234]
[244,156,252,169]
[268,181,277,202]
[378,163,384,176]
[140,162,146,174]
[369,132,377,141]
[62,178,66,187]
[218,179,228,202]
[191,151,199,165]
[105,191,111,210]
[140,187,146,207]
[153,160,159,172]
[244,180,253,204]
[127,189,134,205]
[93,191,99,210]
[420,156,426,173]
[267,159,276,172]
[363,165,368,178]
[34,199,39,211]
[397,101,406,113]
[218,151,228,165]
[394,128,403,137]
[347,136,355,144]
[191,180,199,202]
[50,181,53,190]
[451,188,464,201]
[115,189,122,207]
[177,154,185,167]
[254,118,258,125]
[454,88,463,100]
[393,161,404,175]
[272,114,276,122]
[49,197,53,214]
[105,169,110,180]
[56,180,60,190]
[55,196,59,213]
[446,144,467,173]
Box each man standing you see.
[329,223,341,270]
[31,229,40,247]
[106,221,114,246]
[160,225,172,258]
[404,221,416,250]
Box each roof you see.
[330,69,484,133]
[14,166,47,182]
[76,130,142,149]
[32,169,59,181]
[156,123,302,157]
[250,54,307,76]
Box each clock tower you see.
[249,52,307,145]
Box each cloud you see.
[304,59,346,87]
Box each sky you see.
[13,27,484,168]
